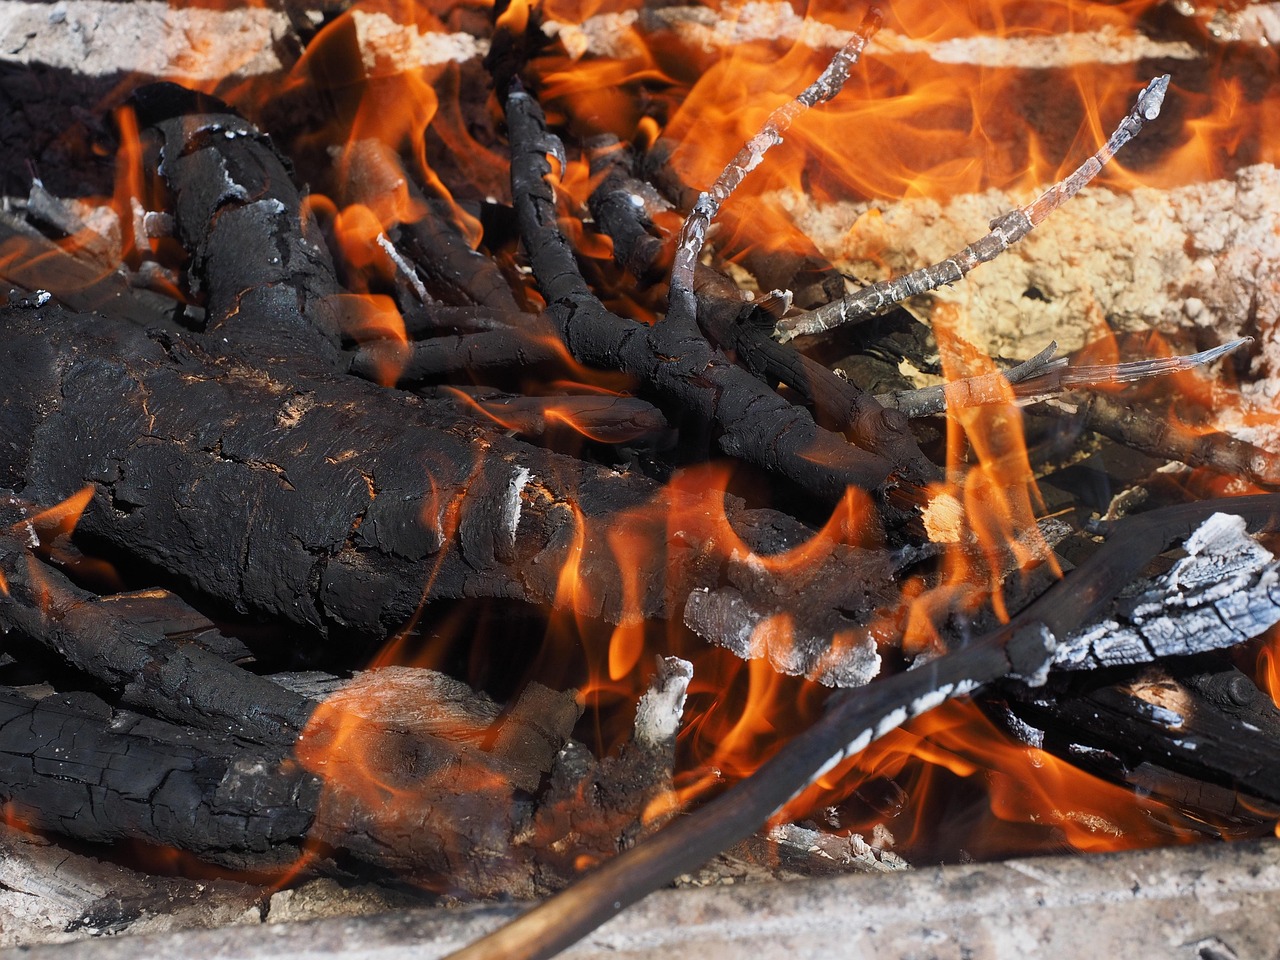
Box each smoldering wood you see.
[450,496,1280,960]
[876,340,1060,416]
[996,660,1280,815]
[1035,390,1280,488]
[504,84,935,505]
[583,127,935,474]
[272,667,582,794]
[665,11,881,344]
[0,521,312,746]
[640,137,849,310]
[0,300,906,686]
[351,327,566,383]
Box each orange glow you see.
[784,697,1202,856]
[111,105,149,264]
[1259,629,1280,709]
[39,0,1276,879]
[22,486,95,546]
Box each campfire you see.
[0,0,1278,956]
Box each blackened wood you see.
[998,661,1280,812]
[585,137,671,287]
[1038,391,1280,487]
[340,139,523,314]
[0,521,310,746]
[446,495,1280,960]
[0,683,547,895]
[143,92,345,367]
[0,301,902,686]
[351,326,565,384]
[0,684,318,872]
[583,138,939,487]
[504,85,916,505]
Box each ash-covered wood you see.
[0,823,265,946]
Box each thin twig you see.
[880,337,1249,418]
[777,74,1171,342]
[877,340,1059,417]
[665,9,882,338]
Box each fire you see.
[1259,629,1280,708]
[19,0,1275,882]
[786,697,1204,858]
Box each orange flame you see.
[784,697,1206,857]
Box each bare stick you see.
[665,9,882,337]
[1036,389,1280,487]
[880,337,1248,418]
[777,74,1171,342]
[877,340,1059,417]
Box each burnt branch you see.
[666,9,882,339]
[1037,390,1280,488]
[881,337,1248,418]
[0,519,310,747]
[338,139,523,314]
[503,84,918,503]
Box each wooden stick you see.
[777,75,1171,342]
[666,9,882,339]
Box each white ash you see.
[0,3,487,82]
[0,1,292,78]
[779,162,1280,444]
[1172,1,1280,45]
[502,466,533,548]
[352,10,489,74]
[682,586,882,687]
[1054,513,1280,671]
[765,822,908,873]
[777,162,1280,360]
[543,3,1196,66]
[632,656,693,749]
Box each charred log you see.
[0,300,900,686]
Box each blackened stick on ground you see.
[777,75,1171,341]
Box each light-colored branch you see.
[776,74,1171,342]
[879,336,1249,418]
[665,9,881,336]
